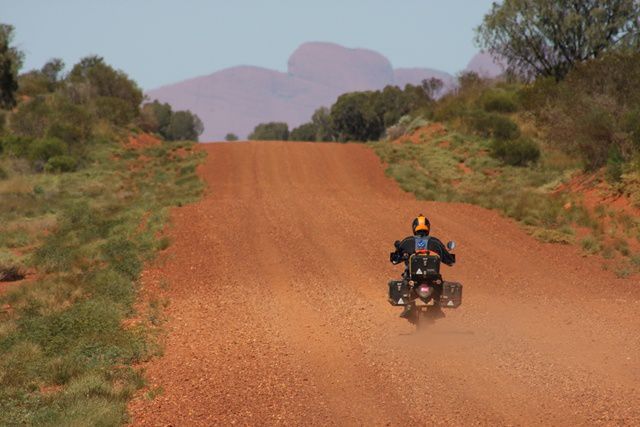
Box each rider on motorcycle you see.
[390,214,456,319]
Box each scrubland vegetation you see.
[0,23,204,424]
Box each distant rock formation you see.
[147,42,470,141]
[465,52,505,78]
[288,42,395,91]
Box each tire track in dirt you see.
[130,142,640,426]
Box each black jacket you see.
[391,235,456,266]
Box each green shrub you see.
[28,138,68,163]
[68,55,143,114]
[490,137,541,166]
[492,115,521,141]
[530,53,640,169]
[613,238,630,256]
[470,111,520,140]
[581,235,602,254]
[32,234,79,272]
[100,237,141,281]
[8,96,52,139]
[1,135,32,157]
[433,97,468,121]
[140,100,171,135]
[47,97,95,146]
[530,228,573,244]
[606,147,625,183]
[95,96,136,126]
[224,133,239,142]
[45,155,77,173]
[481,90,518,113]
[624,108,640,149]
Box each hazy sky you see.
[5,0,496,90]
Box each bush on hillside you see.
[469,111,520,140]
[490,137,540,166]
[225,133,239,141]
[68,55,143,114]
[18,58,65,97]
[8,96,51,138]
[433,96,469,122]
[140,101,202,141]
[47,96,94,144]
[481,89,518,113]
[95,96,137,126]
[28,137,67,165]
[17,71,51,97]
[0,135,31,157]
[140,100,172,135]
[529,52,640,169]
[606,147,625,183]
[492,115,520,140]
[623,108,640,149]
[10,91,93,150]
[45,155,77,173]
[249,122,289,141]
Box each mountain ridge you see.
[146,42,499,140]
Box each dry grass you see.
[0,139,204,425]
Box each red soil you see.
[409,123,447,144]
[128,142,640,426]
[127,133,162,150]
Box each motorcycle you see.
[388,240,462,325]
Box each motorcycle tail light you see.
[419,285,430,293]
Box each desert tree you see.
[476,0,640,80]
[0,24,24,109]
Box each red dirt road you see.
[130,142,640,426]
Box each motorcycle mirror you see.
[394,240,401,248]
[446,241,456,251]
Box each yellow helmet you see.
[412,214,430,235]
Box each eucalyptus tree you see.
[477,0,640,80]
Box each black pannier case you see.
[409,254,441,280]
[439,281,463,308]
[388,280,410,306]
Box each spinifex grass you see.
[372,129,640,275]
[371,132,583,241]
[0,138,203,425]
